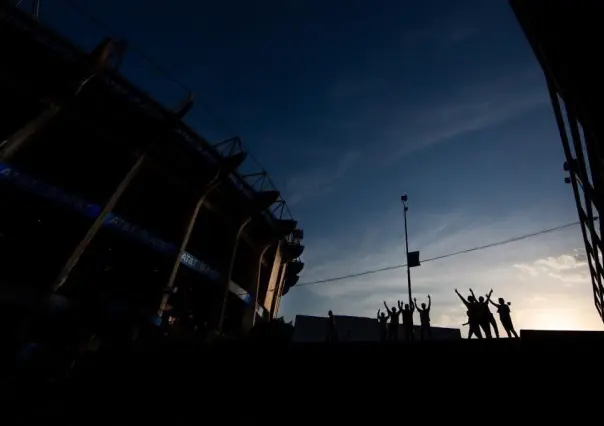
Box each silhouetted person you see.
[383,301,400,341]
[455,289,482,339]
[377,309,388,342]
[479,291,499,338]
[470,289,494,339]
[489,298,519,338]
[326,310,338,342]
[462,310,482,338]
[398,300,415,341]
[414,295,431,340]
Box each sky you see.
[30,0,604,332]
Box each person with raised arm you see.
[455,289,482,339]
[398,300,415,342]
[489,297,519,338]
[376,309,388,342]
[383,301,401,341]
[326,310,338,342]
[469,289,494,339]
[480,290,499,338]
[414,295,431,341]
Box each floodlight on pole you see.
[401,194,412,304]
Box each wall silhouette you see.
[292,314,461,342]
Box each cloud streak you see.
[284,150,360,205]
[281,66,549,208]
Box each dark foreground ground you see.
[3,330,602,424]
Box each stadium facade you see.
[511,0,604,323]
[293,315,462,342]
[0,3,303,343]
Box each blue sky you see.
[32,0,603,331]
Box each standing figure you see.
[414,295,431,340]
[377,309,388,342]
[469,289,494,339]
[462,310,483,338]
[326,310,338,342]
[455,289,482,339]
[489,297,519,338]
[383,301,401,341]
[398,300,415,341]
[481,291,499,338]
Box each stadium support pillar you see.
[217,216,251,333]
[0,38,117,162]
[241,243,274,331]
[157,175,221,320]
[270,262,288,319]
[51,151,147,292]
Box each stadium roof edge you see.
[1,2,297,231]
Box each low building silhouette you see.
[292,314,462,342]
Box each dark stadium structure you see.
[0,3,304,350]
[511,0,604,323]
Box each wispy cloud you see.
[284,150,360,205]
[515,250,589,288]
[282,66,548,208]
[365,69,548,163]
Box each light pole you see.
[401,194,412,304]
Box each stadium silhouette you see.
[1,1,604,422]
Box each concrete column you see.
[217,216,251,333]
[157,175,220,320]
[270,263,288,319]
[262,242,283,314]
[51,151,147,292]
[241,244,274,331]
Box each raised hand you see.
[428,294,431,299]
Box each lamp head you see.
[401,194,408,203]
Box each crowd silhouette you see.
[455,289,518,339]
[326,289,519,342]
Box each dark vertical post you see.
[402,195,412,303]
[32,0,40,20]
[241,244,272,331]
[217,216,251,333]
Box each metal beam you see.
[51,151,147,292]
[157,173,221,320]
[548,78,604,321]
